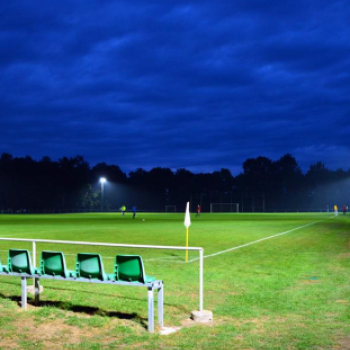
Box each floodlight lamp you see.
[99,177,107,184]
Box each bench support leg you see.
[34,278,40,306]
[147,287,154,333]
[21,277,27,309]
[158,283,164,328]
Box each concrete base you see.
[190,310,213,323]
[27,285,44,294]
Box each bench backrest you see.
[40,251,69,278]
[8,249,34,274]
[76,253,107,281]
[116,255,146,283]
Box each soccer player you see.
[196,204,201,217]
[120,205,126,216]
[132,205,137,219]
[334,204,338,216]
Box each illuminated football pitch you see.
[0,212,349,349]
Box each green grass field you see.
[0,212,349,349]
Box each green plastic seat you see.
[8,249,34,274]
[116,255,155,283]
[38,251,75,278]
[76,253,115,281]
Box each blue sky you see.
[1,0,349,174]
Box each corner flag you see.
[184,202,191,262]
[184,202,191,228]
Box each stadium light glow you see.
[99,177,107,184]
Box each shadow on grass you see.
[0,292,21,304]
[0,292,148,329]
[0,279,189,314]
[164,252,181,257]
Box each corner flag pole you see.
[184,202,191,263]
[186,227,189,262]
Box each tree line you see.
[0,152,349,212]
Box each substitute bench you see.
[0,249,163,332]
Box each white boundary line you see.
[187,217,334,263]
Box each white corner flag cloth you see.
[184,202,191,228]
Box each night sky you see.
[1,1,349,174]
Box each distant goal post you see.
[165,205,177,213]
[210,203,239,213]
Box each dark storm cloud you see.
[1,0,350,174]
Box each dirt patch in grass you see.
[3,317,99,348]
[1,306,147,349]
[0,296,159,349]
[338,253,350,258]
[334,336,350,349]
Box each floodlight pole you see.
[99,178,107,212]
[101,181,104,211]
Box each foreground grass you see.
[0,212,349,349]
